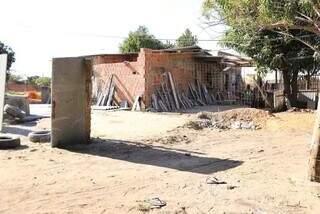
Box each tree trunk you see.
[309,95,320,182]
[306,75,311,90]
[290,71,298,107]
[282,70,298,107]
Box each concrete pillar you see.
[51,57,92,148]
[0,55,7,132]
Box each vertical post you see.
[51,57,91,148]
[0,54,7,132]
[309,93,320,182]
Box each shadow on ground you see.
[64,138,243,174]
[2,125,35,136]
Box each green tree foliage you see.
[34,77,51,87]
[27,76,51,88]
[120,26,172,53]
[9,74,23,83]
[0,41,15,80]
[176,29,198,47]
[202,0,320,106]
[27,75,40,87]
[0,41,15,71]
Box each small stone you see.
[227,185,238,190]
[231,121,241,129]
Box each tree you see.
[0,41,15,78]
[35,77,51,87]
[176,29,198,47]
[119,26,171,53]
[27,76,51,88]
[203,0,320,182]
[9,74,23,83]
[27,75,40,87]
[0,41,15,70]
[202,0,320,106]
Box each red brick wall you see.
[143,50,193,106]
[92,53,145,106]
[143,49,223,106]
[93,49,233,108]
[7,81,38,92]
[93,54,138,64]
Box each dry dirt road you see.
[0,106,320,214]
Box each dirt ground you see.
[1,106,320,213]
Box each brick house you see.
[91,46,250,109]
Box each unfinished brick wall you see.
[93,54,138,64]
[7,81,38,92]
[92,49,236,108]
[92,53,145,106]
[194,62,224,93]
[143,49,224,107]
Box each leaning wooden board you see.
[167,72,180,109]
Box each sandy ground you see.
[0,106,320,213]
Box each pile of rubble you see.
[186,108,270,131]
[145,134,191,145]
[287,107,315,113]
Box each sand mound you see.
[186,108,271,130]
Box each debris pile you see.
[186,108,270,130]
[145,134,191,145]
[287,107,315,113]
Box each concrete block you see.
[0,55,7,131]
[51,57,91,148]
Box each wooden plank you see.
[131,95,141,111]
[97,92,105,106]
[165,82,176,111]
[101,75,113,106]
[197,79,203,102]
[191,83,200,100]
[188,83,197,101]
[202,84,213,105]
[0,55,7,132]
[177,93,187,109]
[106,82,115,107]
[158,99,168,112]
[92,106,119,110]
[184,94,193,107]
[161,83,172,111]
[151,94,159,111]
[167,72,180,109]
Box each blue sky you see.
[0,0,226,77]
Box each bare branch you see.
[274,30,318,52]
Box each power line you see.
[11,22,320,45]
